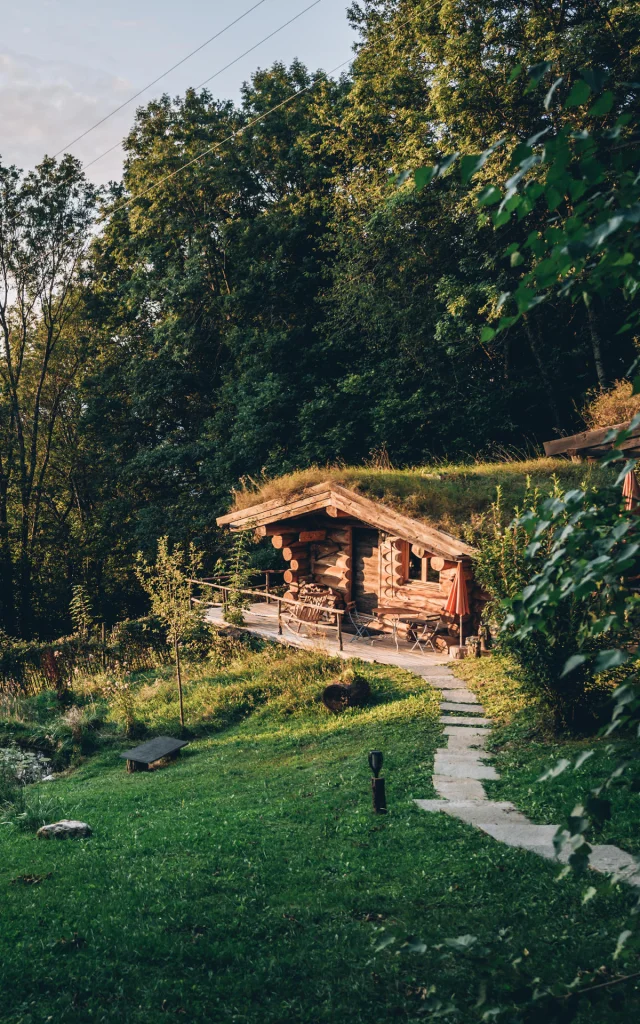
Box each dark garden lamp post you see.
[368,750,387,814]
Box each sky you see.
[0,0,358,184]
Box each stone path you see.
[206,604,640,886]
[415,662,640,887]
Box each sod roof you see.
[229,459,617,542]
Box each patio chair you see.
[346,604,385,644]
[406,616,442,654]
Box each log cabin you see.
[217,481,484,645]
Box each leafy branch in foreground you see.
[409,69,640,341]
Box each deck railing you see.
[188,579,346,650]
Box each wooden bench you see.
[120,736,189,773]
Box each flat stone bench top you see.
[120,736,189,764]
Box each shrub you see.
[474,480,616,730]
[583,379,640,429]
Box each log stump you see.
[322,674,371,712]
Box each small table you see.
[398,616,440,654]
[120,736,189,773]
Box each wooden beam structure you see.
[543,420,640,459]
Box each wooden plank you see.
[543,420,640,457]
[329,486,476,559]
[219,490,334,529]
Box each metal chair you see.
[406,616,441,654]
[346,604,385,644]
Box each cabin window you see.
[408,550,423,580]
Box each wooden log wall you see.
[272,525,352,603]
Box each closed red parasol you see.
[444,559,470,645]
[622,469,640,512]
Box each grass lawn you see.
[1,648,639,1023]
[453,656,640,856]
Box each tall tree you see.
[0,155,96,635]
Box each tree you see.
[0,155,96,636]
[135,536,202,731]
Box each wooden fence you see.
[189,579,346,650]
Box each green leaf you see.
[508,65,522,83]
[632,375,640,396]
[435,153,459,178]
[493,209,510,228]
[477,185,501,207]
[460,154,485,184]
[582,886,597,905]
[395,170,411,186]
[565,79,591,108]
[562,654,586,676]
[544,76,564,110]
[480,327,496,342]
[538,758,571,782]
[588,91,614,116]
[593,649,627,673]
[414,166,435,191]
[444,934,477,951]
[614,252,634,266]
[613,930,632,961]
[510,251,525,267]
[546,186,563,211]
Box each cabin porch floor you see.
[205,601,449,671]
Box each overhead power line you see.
[53,0,273,159]
[112,54,354,215]
[85,0,324,172]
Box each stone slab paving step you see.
[440,701,486,714]
[418,663,640,886]
[432,776,488,801]
[433,753,498,780]
[438,689,481,704]
[439,715,491,726]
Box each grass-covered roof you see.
[230,459,617,541]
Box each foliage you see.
[69,584,95,639]
[474,480,617,728]
[3,3,639,636]
[215,528,256,626]
[583,379,640,429]
[0,155,97,637]
[135,536,203,647]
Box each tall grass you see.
[230,459,616,539]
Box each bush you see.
[583,379,640,429]
[474,481,615,730]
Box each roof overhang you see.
[217,482,477,560]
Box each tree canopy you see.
[1,0,638,636]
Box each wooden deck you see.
[205,601,449,672]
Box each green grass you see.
[453,656,640,856]
[1,648,639,1023]
[230,459,616,539]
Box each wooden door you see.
[352,528,380,613]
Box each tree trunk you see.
[523,316,562,432]
[174,636,185,732]
[587,302,607,388]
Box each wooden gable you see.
[217,481,477,561]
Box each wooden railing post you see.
[337,611,343,651]
[265,570,271,595]
[278,599,283,635]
